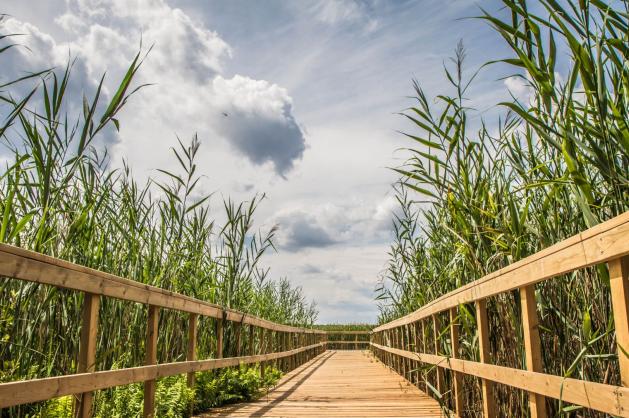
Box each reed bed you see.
[0,16,316,417]
[378,1,628,416]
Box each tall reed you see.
[378,1,628,416]
[0,15,316,416]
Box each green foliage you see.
[193,365,281,414]
[379,0,628,416]
[0,13,315,418]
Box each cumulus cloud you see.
[213,75,306,177]
[276,211,336,252]
[274,195,397,252]
[1,0,306,178]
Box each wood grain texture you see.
[373,210,629,332]
[198,350,443,417]
[371,343,629,416]
[0,243,324,335]
[0,343,324,408]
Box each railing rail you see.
[325,330,371,350]
[0,243,326,417]
[370,211,629,417]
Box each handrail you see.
[0,243,324,334]
[370,211,629,416]
[0,343,325,408]
[0,243,327,417]
[373,210,629,333]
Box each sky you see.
[1,0,521,324]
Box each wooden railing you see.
[325,331,370,350]
[0,244,327,417]
[370,211,629,416]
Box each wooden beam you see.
[187,313,197,387]
[144,305,159,418]
[609,256,629,386]
[373,210,629,333]
[449,308,463,416]
[0,342,325,409]
[0,244,326,335]
[520,285,547,418]
[216,318,224,359]
[74,293,100,418]
[476,299,496,418]
[432,315,443,396]
[370,342,629,416]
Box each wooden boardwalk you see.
[198,350,443,417]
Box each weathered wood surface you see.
[373,210,629,332]
[199,350,443,417]
[0,243,324,335]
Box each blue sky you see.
[2,0,522,323]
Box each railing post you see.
[432,314,443,396]
[144,305,159,418]
[420,320,426,392]
[260,328,266,381]
[216,316,224,359]
[187,313,198,387]
[74,292,100,418]
[248,325,255,356]
[411,322,419,387]
[235,320,242,357]
[476,299,496,417]
[520,285,547,418]
[610,256,629,387]
[449,308,463,417]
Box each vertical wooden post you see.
[609,256,629,386]
[260,328,266,381]
[420,320,426,391]
[476,299,496,417]
[74,293,100,418]
[249,325,255,356]
[432,314,443,396]
[520,285,547,418]
[355,333,358,350]
[235,322,242,357]
[449,308,463,416]
[144,305,159,418]
[410,322,417,386]
[187,313,198,387]
[216,317,224,359]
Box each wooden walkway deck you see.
[198,350,443,417]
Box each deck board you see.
[197,350,443,417]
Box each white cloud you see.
[3,0,305,180]
[213,75,306,176]
[313,0,379,32]
[273,194,396,252]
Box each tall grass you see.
[0,15,316,416]
[378,0,628,416]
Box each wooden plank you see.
[0,343,324,408]
[520,285,547,417]
[216,318,224,359]
[610,256,629,387]
[476,299,496,418]
[449,308,463,416]
[324,330,372,335]
[0,244,325,335]
[371,342,629,416]
[144,305,159,418]
[74,293,100,418]
[199,350,442,417]
[373,210,629,332]
[187,313,198,387]
[432,315,443,396]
